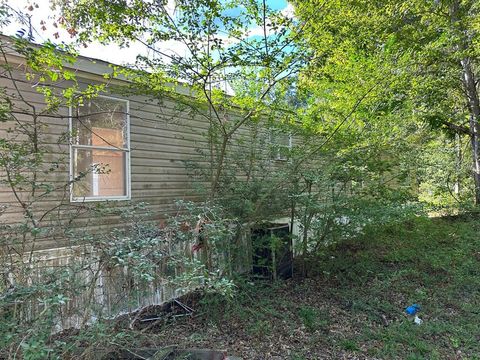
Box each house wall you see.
[0,53,294,251]
[0,54,224,329]
[0,47,302,329]
[0,56,217,250]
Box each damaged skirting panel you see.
[4,219,297,331]
[3,245,193,331]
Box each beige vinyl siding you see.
[0,53,295,250]
[0,62,213,249]
[0,43,298,328]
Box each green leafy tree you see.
[55,0,309,197]
[0,5,240,356]
[294,0,480,206]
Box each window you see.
[70,96,130,202]
[270,131,292,161]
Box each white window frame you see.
[270,131,292,161]
[69,94,131,202]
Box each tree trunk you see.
[460,58,480,205]
[454,133,462,195]
[450,0,480,205]
[468,114,480,205]
[210,136,228,197]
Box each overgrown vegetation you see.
[0,26,234,359]
[1,0,480,358]
[144,215,480,359]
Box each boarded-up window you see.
[70,96,130,201]
[270,131,292,161]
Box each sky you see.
[3,0,293,66]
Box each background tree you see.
[294,0,480,206]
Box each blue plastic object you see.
[405,304,421,316]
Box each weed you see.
[298,306,329,333]
[290,353,307,360]
[298,306,318,332]
[248,319,271,337]
[340,339,360,351]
